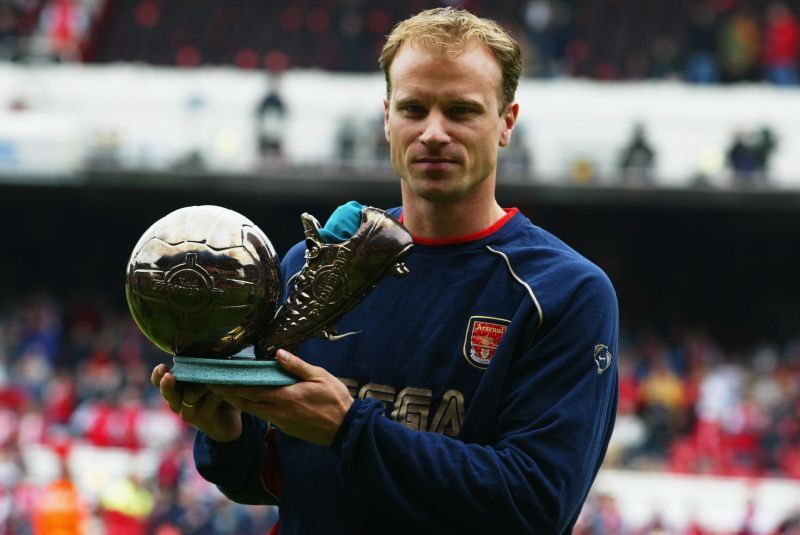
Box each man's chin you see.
[401,173,483,204]
[407,184,464,203]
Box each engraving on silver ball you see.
[155,253,226,314]
[125,205,281,359]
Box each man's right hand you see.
[151,364,243,443]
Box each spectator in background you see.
[685,1,720,84]
[762,2,799,86]
[255,72,288,165]
[30,449,90,535]
[726,128,778,188]
[100,473,155,535]
[335,117,358,164]
[726,131,762,188]
[523,0,553,76]
[337,7,369,72]
[0,0,18,60]
[37,0,90,61]
[754,126,778,179]
[524,0,577,78]
[638,358,686,458]
[619,123,656,185]
[44,369,77,427]
[718,8,761,83]
[650,36,682,79]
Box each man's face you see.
[384,43,518,204]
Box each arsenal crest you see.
[463,316,510,369]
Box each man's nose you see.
[419,112,450,147]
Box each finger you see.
[178,389,210,416]
[180,383,210,406]
[151,363,169,388]
[159,372,181,412]
[209,384,282,403]
[276,349,319,380]
[222,393,279,419]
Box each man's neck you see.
[400,190,507,240]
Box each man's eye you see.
[449,106,475,115]
[400,105,425,115]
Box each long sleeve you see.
[330,268,618,534]
[193,413,279,505]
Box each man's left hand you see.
[208,349,354,447]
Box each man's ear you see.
[499,102,519,147]
[383,98,390,142]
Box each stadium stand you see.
[1,0,798,84]
[86,0,800,85]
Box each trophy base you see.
[171,356,298,386]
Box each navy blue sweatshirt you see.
[195,208,619,534]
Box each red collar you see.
[400,208,519,246]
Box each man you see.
[152,8,618,534]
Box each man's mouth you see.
[413,157,458,170]
[415,157,456,163]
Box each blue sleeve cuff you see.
[194,413,275,505]
[329,397,387,462]
[329,398,362,455]
[198,413,265,459]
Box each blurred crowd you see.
[523,0,799,85]
[1,0,798,85]
[576,496,800,535]
[0,293,278,534]
[2,292,800,533]
[607,330,800,480]
[576,327,800,534]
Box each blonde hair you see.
[379,7,522,113]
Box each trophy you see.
[125,204,413,386]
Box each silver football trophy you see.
[126,204,413,386]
